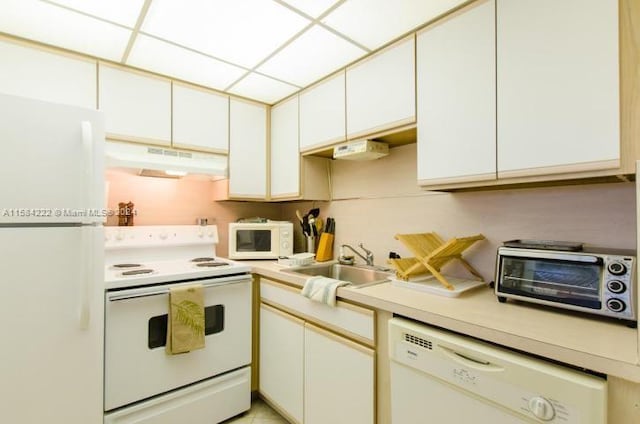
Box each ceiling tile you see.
[227,72,299,104]
[258,25,365,87]
[0,0,131,61]
[322,0,465,49]
[44,0,146,27]
[278,0,341,18]
[142,0,311,68]
[127,35,247,90]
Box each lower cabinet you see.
[304,323,374,424]
[259,303,304,423]
[258,279,375,424]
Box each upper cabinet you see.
[271,95,331,201]
[417,0,496,186]
[346,36,416,139]
[0,38,96,109]
[419,0,634,190]
[172,83,229,153]
[98,63,172,145]
[270,95,300,199]
[228,98,268,199]
[496,0,620,179]
[299,71,346,153]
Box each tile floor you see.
[222,398,289,424]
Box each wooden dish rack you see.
[388,232,485,290]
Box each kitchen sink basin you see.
[282,263,393,288]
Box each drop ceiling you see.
[0,0,460,104]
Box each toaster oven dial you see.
[607,261,627,276]
[606,298,627,313]
[607,280,626,294]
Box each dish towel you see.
[166,284,205,355]
[301,276,350,307]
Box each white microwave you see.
[228,221,294,260]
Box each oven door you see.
[497,249,603,309]
[104,275,252,411]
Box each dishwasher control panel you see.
[389,318,607,424]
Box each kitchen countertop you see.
[245,260,640,382]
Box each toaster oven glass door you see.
[498,256,602,309]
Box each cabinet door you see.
[417,0,496,186]
[259,304,304,424]
[172,83,229,153]
[270,95,300,199]
[98,63,171,145]
[304,323,374,424]
[299,71,346,152]
[0,38,96,109]
[497,0,619,178]
[229,98,267,199]
[346,36,415,139]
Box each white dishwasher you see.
[389,318,607,423]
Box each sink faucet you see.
[341,243,374,266]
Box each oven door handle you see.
[106,275,251,302]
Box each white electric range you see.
[103,225,253,424]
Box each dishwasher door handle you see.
[439,346,505,373]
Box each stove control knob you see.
[159,232,168,240]
[528,397,555,421]
[197,230,204,238]
[208,232,215,238]
[115,231,124,241]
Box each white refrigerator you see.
[0,94,104,423]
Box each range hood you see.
[105,141,227,178]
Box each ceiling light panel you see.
[127,35,246,90]
[0,0,131,61]
[142,0,311,69]
[228,73,299,105]
[278,0,341,18]
[43,0,146,27]
[258,25,365,87]
[322,0,467,50]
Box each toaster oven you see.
[495,245,636,325]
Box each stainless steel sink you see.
[282,263,393,288]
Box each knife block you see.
[315,233,334,262]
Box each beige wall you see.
[283,144,636,281]
[106,169,282,256]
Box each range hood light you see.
[165,170,188,177]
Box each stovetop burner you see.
[191,257,216,262]
[112,263,143,269]
[195,262,229,268]
[121,269,154,276]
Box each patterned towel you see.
[301,276,350,307]
[166,284,205,354]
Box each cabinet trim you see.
[260,302,305,325]
[419,171,496,186]
[305,322,375,356]
[169,143,228,154]
[259,393,302,424]
[498,159,621,180]
[0,33,96,64]
[105,133,171,147]
[98,61,171,83]
[347,116,416,141]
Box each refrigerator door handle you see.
[79,226,93,330]
[81,121,94,218]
